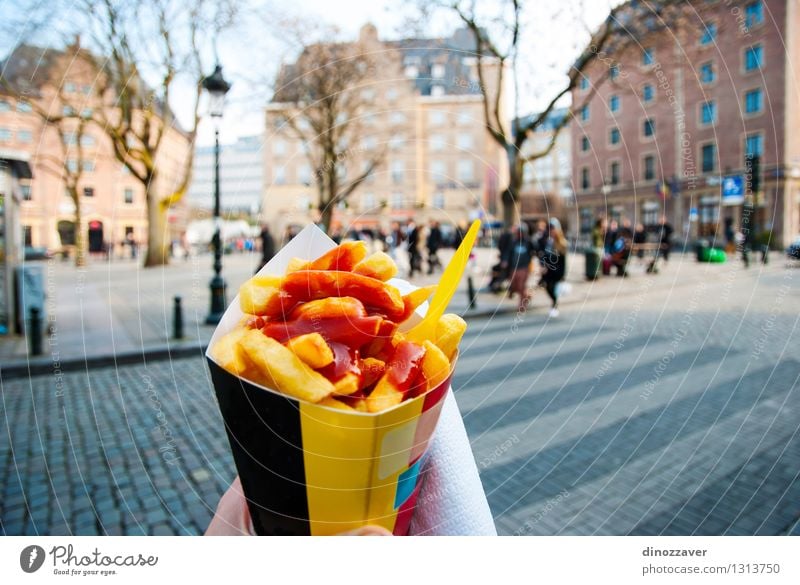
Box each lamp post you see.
[203,64,231,325]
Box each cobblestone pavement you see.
[1,258,798,535]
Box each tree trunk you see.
[501,150,523,226]
[319,201,333,235]
[72,194,86,267]
[144,190,170,267]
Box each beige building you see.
[0,43,190,256]
[263,25,506,234]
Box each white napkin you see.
[410,391,497,536]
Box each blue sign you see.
[722,175,744,205]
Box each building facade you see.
[0,43,190,256]
[188,134,264,214]
[263,25,506,234]
[571,0,800,247]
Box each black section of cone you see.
[209,359,311,535]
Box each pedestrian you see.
[604,220,619,255]
[426,220,443,274]
[633,222,647,260]
[610,220,632,277]
[656,215,673,263]
[591,217,606,250]
[488,227,513,293]
[539,218,567,317]
[453,221,467,249]
[502,223,535,311]
[259,225,275,271]
[406,220,422,277]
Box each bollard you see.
[173,296,184,339]
[29,307,43,356]
[466,275,477,311]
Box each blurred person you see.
[656,215,673,263]
[488,227,513,293]
[539,218,567,317]
[453,220,467,249]
[604,220,619,255]
[610,220,632,277]
[633,222,647,260]
[426,220,443,274]
[591,217,606,250]
[258,225,275,271]
[501,223,535,311]
[406,220,422,277]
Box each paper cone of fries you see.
[206,225,466,535]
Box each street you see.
[1,253,798,535]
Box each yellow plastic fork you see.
[406,219,482,343]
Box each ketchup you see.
[386,341,426,398]
[318,342,361,381]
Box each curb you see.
[0,343,207,381]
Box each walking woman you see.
[539,218,568,317]
[502,223,536,311]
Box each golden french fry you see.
[421,340,451,390]
[366,375,404,413]
[333,372,360,396]
[319,396,355,411]
[210,328,251,375]
[286,257,307,273]
[307,241,368,271]
[239,275,283,315]
[352,251,398,281]
[400,285,436,321]
[238,329,335,402]
[435,313,466,361]
[350,398,368,412]
[285,332,334,369]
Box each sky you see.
[1,0,616,147]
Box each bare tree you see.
[272,29,387,234]
[425,0,684,226]
[79,0,238,267]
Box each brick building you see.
[571,0,800,247]
[263,24,506,234]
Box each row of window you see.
[272,159,477,186]
[0,127,33,143]
[20,185,136,204]
[578,134,765,190]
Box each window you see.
[457,110,472,125]
[643,155,655,181]
[298,164,311,184]
[431,63,445,79]
[745,133,763,157]
[389,135,403,150]
[700,61,715,84]
[433,192,445,209]
[82,160,95,172]
[642,84,654,103]
[457,159,473,181]
[83,186,94,198]
[80,134,95,147]
[391,192,404,209]
[701,143,716,173]
[643,118,655,137]
[65,82,76,93]
[428,110,445,125]
[745,1,763,28]
[431,85,445,97]
[63,132,77,145]
[580,104,589,122]
[0,127,11,142]
[642,48,654,66]
[457,133,473,150]
[63,105,75,116]
[581,135,590,152]
[362,136,376,151]
[23,226,33,247]
[386,88,398,102]
[273,166,286,184]
[17,101,32,113]
[391,160,404,184]
[430,160,445,178]
[745,44,763,71]
[124,188,134,204]
[579,77,589,91]
[700,22,717,45]
[610,64,619,80]
[360,89,375,101]
[609,162,620,185]
[66,159,78,173]
[0,99,10,112]
[609,94,620,113]
[362,192,375,211]
[404,65,419,78]
[581,167,590,190]
[272,140,286,155]
[745,88,763,114]
[21,184,32,201]
[17,129,32,143]
[390,112,406,125]
[609,127,621,145]
[700,100,716,125]
[430,134,445,151]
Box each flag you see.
[656,180,671,200]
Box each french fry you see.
[399,285,436,321]
[238,330,335,403]
[333,372,361,396]
[366,376,404,413]
[239,275,288,316]
[421,340,451,390]
[360,357,386,390]
[285,332,334,369]
[319,396,356,411]
[435,313,466,361]
[286,257,307,273]
[289,296,366,320]
[282,270,404,319]
[352,251,398,281]
[306,241,368,271]
[210,328,251,375]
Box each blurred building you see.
[517,107,571,223]
[571,0,799,247]
[0,42,191,256]
[188,134,263,215]
[263,24,506,233]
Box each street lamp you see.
[203,64,231,325]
